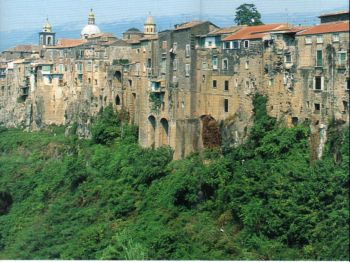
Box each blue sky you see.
[0,0,348,32]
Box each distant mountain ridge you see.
[0,8,346,52]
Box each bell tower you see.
[144,13,156,35]
[39,18,56,46]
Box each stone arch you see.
[115,95,121,106]
[148,115,156,148]
[114,70,122,82]
[160,118,169,146]
[200,115,221,148]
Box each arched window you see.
[160,118,169,145]
[115,95,121,105]
[148,115,156,148]
[47,36,52,45]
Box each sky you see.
[0,0,348,32]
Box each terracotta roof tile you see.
[207,26,244,36]
[48,39,87,49]
[297,21,349,35]
[223,24,289,41]
[174,21,205,30]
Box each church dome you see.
[43,19,52,32]
[81,24,101,38]
[81,9,101,39]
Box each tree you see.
[234,3,264,26]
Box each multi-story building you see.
[0,10,348,159]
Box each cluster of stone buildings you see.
[0,10,348,158]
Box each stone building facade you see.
[0,10,348,159]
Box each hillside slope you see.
[0,97,348,260]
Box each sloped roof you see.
[319,10,349,17]
[223,24,291,41]
[207,25,244,36]
[125,27,142,33]
[5,45,41,53]
[297,21,349,35]
[174,20,208,31]
[48,39,87,49]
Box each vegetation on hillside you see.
[0,98,348,260]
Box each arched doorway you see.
[115,95,121,106]
[160,118,169,146]
[200,115,221,148]
[148,115,156,148]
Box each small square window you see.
[305,36,312,44]
[213,80,217,88]
[314,103,321,113]
[233,41,240,49]
[316,35,323,44]
[332,33,339,42]
[284,53,292,63]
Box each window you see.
[173,59,177,71]
[338,51,347,65]
[173,42,177,52]
[346,79,350,90]
[332,33,340,42]
[233,41,240,49]
[316,50,323,67]
[135,63,140,76]
[185,44,191,57]
[212,56,218,70]
[58,64,64,74]
[87,61,92,72]
[305,36,312,44]
[235,78,238,87]
[269,79,274,86]
[245,61,249,69]
[314,103,320,113]
[88,78,91,84]
[213,80,217,88]
[313,76,324,90]
[162,41,167,49]
[343,101,348,113]
[161,58,166,74]
[224,41,230,49]
[95,79,98,85]
[316,35,323,44]
[202,75,205,82]
[222,58,228,70]
[243,40,249,48]
[202,62,208,70]
[115,95,121,105]
[224,99,229,112]
[224,80,229,91]
[185,64,190,77]
[284,53,292,63]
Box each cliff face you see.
[0,21,348,159]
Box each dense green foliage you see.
[234,3,264,26]
[0,98,348,260]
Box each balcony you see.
[150,80,165,93]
